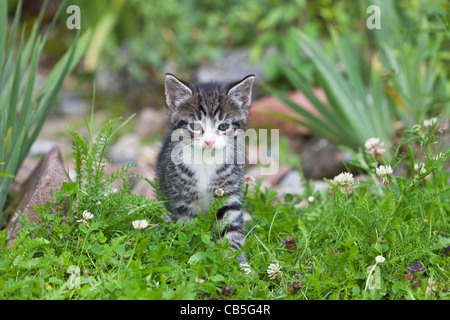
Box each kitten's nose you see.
[204,140,215,146]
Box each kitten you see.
[156,73,255,267]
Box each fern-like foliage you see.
[65,115,167,235]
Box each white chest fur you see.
[190,162,218,213]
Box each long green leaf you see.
[294,29,366,135]
[0,0,7,68]
[21,30,92,166]
[329,28,379,137]
[264,85,343,145]
[0,0,91,220]
[280,64,355,142]
[0,129,25,226]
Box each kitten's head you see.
[164,73,255,150]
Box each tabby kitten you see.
[156,73,255,266]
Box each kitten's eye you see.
[176,120,187,128]
[190,123,202,131]
[218,123,230,131]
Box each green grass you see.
[0,115,448,300]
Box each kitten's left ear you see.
[165,73,193,109]
[227,75,255,109]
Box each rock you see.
[95,67,123,93]
[127,164,157,199]
[58,92,89,116]
[279,169,303,189]
[277,170,306,196]
[300,137,352,180]
[196,47,266,97]
[9,157,39,193]
[247,89,327,137]
[109,134,141,164]
[277,169,330,200]
[256,164,291,189]
[245,164,288,189]
[196,47,265,82]
[28,140,59,158]
[137,144,161,166]
[136,107,168,137]
[5,146,70,249]
[101,163,157,199]
[109,131,161,166]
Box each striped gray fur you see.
[156,73,255,265]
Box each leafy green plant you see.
[243,119,449,300]
[266,27,396,152]
[0,112,250,299]
[0,0,91,223]
[378,27,448,129]
[265,1,448,154]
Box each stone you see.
[108,134,141,164]
[279,169,302,189]
[276,170,306,196]
[9,157,39,193]
[276,169,330,204]
[5,146,70,249]
[195,47,267,98]
[128,164,157,199]
[58,92,89,116]
[135,107,168,137]
[196,47,265,84]
[258,165,292,189]
[300,137,352,180]
[28,139,59,158]
[100,163,157,199]
[247,89,327,137]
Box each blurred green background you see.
[7,0,448,114]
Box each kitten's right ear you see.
[164,74,193,109]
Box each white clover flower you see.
[267,263,282,280]
[333,172,354,186]
[365,137,381,150]
[375,256,385,264]
[132,219,148,230]
[364,137,385,157]
[215,188,224,197]
[308,196,315,202]
[77,210,93,226]
[376,165,393,185]
[425,278,437,295]
[195,277,205,283]
[423,117,438,128]
[240,264,252,275]
[376,165,393,177]
[82,210,94,220]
